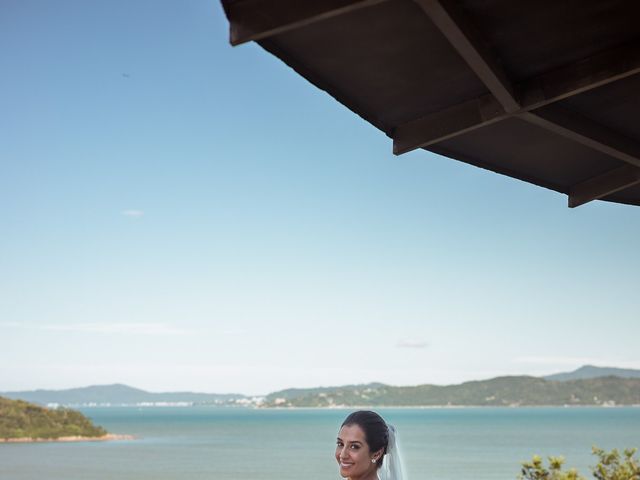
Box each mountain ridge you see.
[543,365,640,381]
[3,365,639,407]
[0,384,248,406]
[264,375,640,407]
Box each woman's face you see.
[335,424,381,479]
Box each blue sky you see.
[1,0,639,395]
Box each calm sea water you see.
[1,407,638,480]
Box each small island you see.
[0,396,132,443]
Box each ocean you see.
[1,407,638,479]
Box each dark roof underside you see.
[222,0,640,207]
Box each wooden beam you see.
[520,40,640,109]
[568,164,640,208]
[223,0,388,46]
[412,0,519,112]
[394,41,640,154]
[521,105,640,168]
[393,94,504,154]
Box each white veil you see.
[378,424,406,480]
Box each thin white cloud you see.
[44,322,189,336]
[122,209,144,217]
[0,321,23,328]
[0,322,253,337]
[396,339,428,349]
[0,322,190,336]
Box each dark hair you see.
[340,410,389,468]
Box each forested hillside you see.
[264,376,640,407]
[0,396,107,439]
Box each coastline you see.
[0,433,135,444]
[72,403,640,409]
[257,403,640,410]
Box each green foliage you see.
[0,396,107,439]
[591,447,640,480]
[519,447,640,480]
[519,455,585,480]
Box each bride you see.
[335,411,406,480]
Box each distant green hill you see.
[544,365,640,381]
[0,396,107,439]
[263,376,640,407]
[0,384,247,406]
[266,383,387,401]
[5,365,640,409]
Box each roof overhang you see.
[221,0,640,207]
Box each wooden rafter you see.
[393,95,504,155]
[223,0,388,46]
[520,106,640,207]
[412,0,519,112]
[521,106,640,169]
[393,40,640,155]
[520,41,640,109]
[568,164,640,208]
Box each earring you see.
[371,459,376,463]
